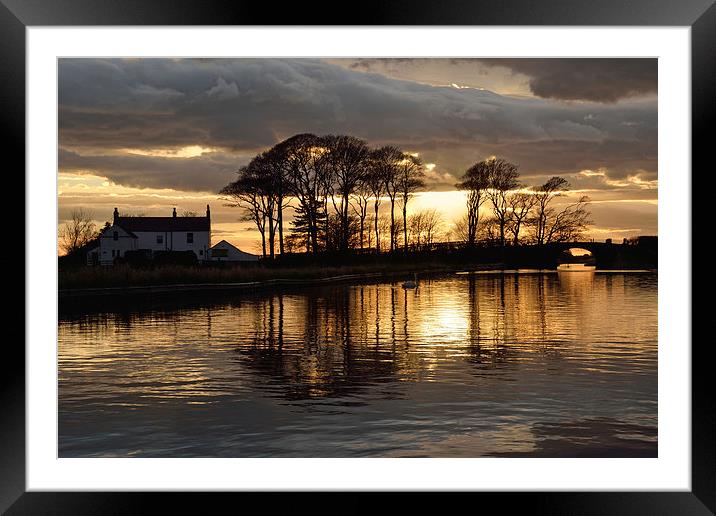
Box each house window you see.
[199,249,203,256]
[113,231,118,241]
[186,232,194,244]
[157,234,164,244]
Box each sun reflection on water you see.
[59,272,657,457]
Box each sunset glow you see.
[58,58,658,254]
[55,56,662,462]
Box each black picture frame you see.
[3,0,708,512]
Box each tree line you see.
[453,158,592,247]
[58,148,591,261]
[221,134,592,258]
[219,134,426,257]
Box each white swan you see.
[402,273,418,289]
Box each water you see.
[58,271,658,457]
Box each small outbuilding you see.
[209,240,259,262]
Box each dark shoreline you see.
[59,266,658,297]
[58,242,657,315]
[58,266,481,300]
[58,266,657,318]
[59,241,657,294]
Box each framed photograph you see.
[5,0,708,512]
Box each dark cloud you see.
[58,147,243,192]
[474,58,657,103]
[58,58,657,194]
[587,202,658,235]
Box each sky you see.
[58,58,658,253]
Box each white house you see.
[91,205,212,265]
[209,240,259,263]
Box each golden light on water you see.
[58,273,658,457]
[59,273,658,402]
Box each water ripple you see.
[59,272,657,457]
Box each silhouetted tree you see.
[375,213,393,251]
[289,199,327,252]
[541,195,593,243]
[408,209,443,249]
[480,216,502,244]
[363,160,384,251]
[531,176,568,245]
[352,174,372,249]
[278,133,330,254]
[323,213,361,252]
[456,161,491,246]
[508,191,537,245]
[323,135,370,251]
[59,208,97,256]
[392,217,405,249]
[451,215,470,244]
[220,162,277,258]
[366,214,375,249]
[367,147,400,252]
[485,158,520,246]
[283,232,306,253]
[397,153,426,251]
[264,142,293,255]
[373,146,403,252]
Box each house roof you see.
[211,239,239,250]
[211,240,257,256]
[101,225,137,238]
[115,216,210,232]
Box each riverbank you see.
[58,262,502,300]
[59,241,657,304]
[59,266,656,308]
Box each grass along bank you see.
[58,261,495,291]
[59,241,656,291]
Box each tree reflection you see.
[234,289,408,402]
[60,273,637,403]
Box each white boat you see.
[557,248,596,271]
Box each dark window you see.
[187,233,194,244]
[113,231,118,241]
[199,249,203,256]
[157,234,164,244]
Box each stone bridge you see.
[539,241,655,269]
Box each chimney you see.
[113,207,119,224]
[206,204,211,219]
[172,207,177,218]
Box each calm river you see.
[58,271,657,457]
